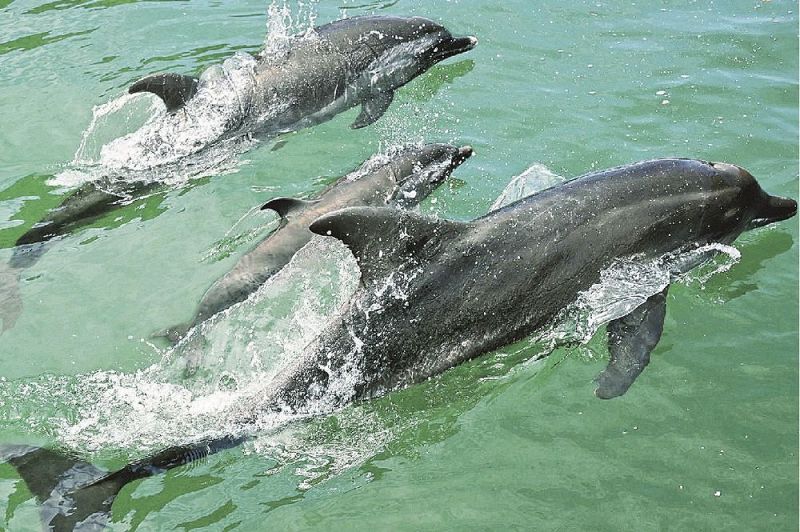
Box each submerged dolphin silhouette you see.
[160,143,474,342]
[3,158,795,530]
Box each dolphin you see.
[160,143,474,342]
[3,158,795,530]
[0,180,163,332]
[263,158,798,407]
[2,15,476,270]
[8,180,161,269]
[106,16,477,168]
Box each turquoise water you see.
[0,0,797,530]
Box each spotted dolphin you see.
[160,143,474,342]
[3,159,795,530]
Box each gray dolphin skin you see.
[162,143,474,342]
[7,16,477,258]
[267,158,798,408]
[127,15,477,143]
[3,159,795,531]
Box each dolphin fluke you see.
[2,444,117,530]
[2,436,244,531]
[129,73,199,112]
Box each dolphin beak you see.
[451,145,474,168]
[431,35,478,62]
[710,162,798,229]
[749,194,798,229]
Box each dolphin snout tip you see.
[771,196,797,220]
[467,36,478,47]
[452,145,473,167]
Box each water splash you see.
[72,93,157,166]
[262,0,320,57]
[51,2,324,188]
[0,236,360,456]
[99,52,260,172]
[490,163,566,211]
[545,243,742,348]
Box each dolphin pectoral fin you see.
[351,90,394,129]
[129,73,199,112]
[261,197,319,218]
[310,206,466,283]
[594,286,669,399]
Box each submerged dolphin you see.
[161,143,474,342]
[8,180,161,269]
[3,158,795,530]
[107,16,477,168]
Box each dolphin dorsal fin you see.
[310,207,465,283]
[129,73,199,112]
[261,197,318,218]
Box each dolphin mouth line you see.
[749,195,798,229]
[431,35,478,62]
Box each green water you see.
[0,0,797,530]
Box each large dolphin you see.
[3,159,795,530]
[264,158,798,407]
[161,143,474,342]
[106,15,477,168]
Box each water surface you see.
[0,0,797,530]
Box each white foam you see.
[544,243,741,347]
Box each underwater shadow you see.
[404,59,475,103]
[0,173,176,331]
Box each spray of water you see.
[51,0,324,190]
[490,163,566,211]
